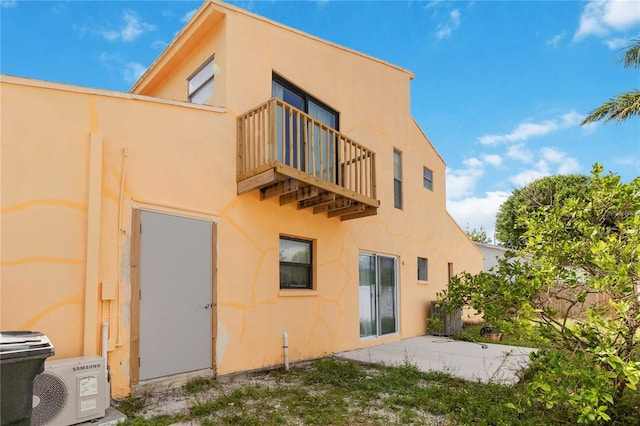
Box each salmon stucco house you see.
[1,0,482,398]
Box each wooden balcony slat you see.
[341,206,377,221]
[328,202,365,218]
[260,179,298,200]
[313,197,351,214]
[298,192,336,209]
[280,186,319,206]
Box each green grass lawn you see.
[116,358,563,426]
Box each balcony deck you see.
[237,98,379,221]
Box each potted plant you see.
[480,325,502,341]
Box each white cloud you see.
[574,0,640,41]
[483,154,503,167]
[99,51,121,63]
[181,9,197,23]
[558,157,581,174]
[479,120,557,145]
[605,37,630,49]
[446,162,484,200]
[540,147,566,163]
[447,191,510,242]
[560,111,584,127]
[508,149,581,187]
[100,10,156,42]
[509,161,551,187]
[546,32,566,47]
[1,0,17,8]
[463,157,483,168]
[450,9,461,25]
[539,147,581,174]
[99,51,147,85]
[123,62,147,84]
[614,154,640,166]
[436,8,461,39]
[151,40,167,50]
[426,0,445,10]
[507,143,534,163]
[478,111,584,145]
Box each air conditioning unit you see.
[31,356,110,426]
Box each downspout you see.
[282,330,289,371]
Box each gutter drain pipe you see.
[282,330,289,371]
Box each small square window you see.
[418,257,428,281]
[188,56,215,104]
[423,167,433,191]
[280,237,313,289]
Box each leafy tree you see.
[464,225,491,244]
[440,165,640,424]
[581,38,640,125]
[495,174,589,249]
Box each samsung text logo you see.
[72,363,101,372]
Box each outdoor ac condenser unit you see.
[31,355,109,426]
[431,301,463,336]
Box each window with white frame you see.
[279,236,313,289]
[188,56,215,104]
[418,257,428,281]
[423,167,433,191]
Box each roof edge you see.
[1,74,226,113]
[213,0,415,79]
[410,116,446,166]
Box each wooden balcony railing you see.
[237,98,379,220]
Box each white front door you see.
[138,211,213,380]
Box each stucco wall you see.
[1,2,481,400]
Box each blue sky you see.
[2,0,639,241]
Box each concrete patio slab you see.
[336,335,536,385]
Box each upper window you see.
[393,149,403,209]
[423,167,433,191]
[418,257,428,281]
[280,237,313,290]
[188,56,215,104]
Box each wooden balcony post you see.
[269,98,277,162]
[371,152,377,199]
[237,116,244,175]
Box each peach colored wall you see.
[136,0,481,383]
[1,1,481,400]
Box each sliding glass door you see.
[272,75,338,182]
[359,253,398,338]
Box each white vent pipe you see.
[282,330,289,371]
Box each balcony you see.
[237,98,379,221]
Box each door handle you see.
[203,304,212,309]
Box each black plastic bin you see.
[0,331,55,426]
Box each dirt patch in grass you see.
[117,360,452,425]
[115,358,563,425]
